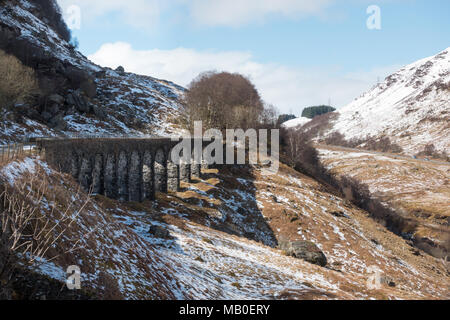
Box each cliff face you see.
[0,0,186,144]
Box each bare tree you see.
[183,71,268,132]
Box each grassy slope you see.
[318,146,449,259]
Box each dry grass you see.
[0,162,92,298]
[318,147,450,259]
[0,49,39,108]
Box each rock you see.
[14,103,29,116]
[25,107,40,120]
[54,61,66,74]
[48,103,60,115]
[92,104,107,119]
[95,70,106,78]
[279,240,327,267]
[66,90,90,113]
[149,225,173,239]
[41,111,52,121]
[48,94,64,105]
[80,79,97,98]
[115,66,125,74]
[329,210,348,218]
[48,113,67,131]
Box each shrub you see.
[324,132,347,146]
[0,49,39,108]
[415,144,449,162]
[324,132,404,154]
[280,127,320,175]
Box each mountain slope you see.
[0,0,185,144]
[317,145,450,259]
[328,48,450,155]
[1,156,448,299]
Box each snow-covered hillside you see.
[1,156,448,299]
[0,0,186,144]
[328,48,450,154]
[282,117,311,129]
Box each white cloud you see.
[88,42,398,114]
[189,0,334,27]
[57,0,333,30]
[57,0,163,30]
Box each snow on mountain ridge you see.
[331,47,450,154]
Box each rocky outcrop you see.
[115,66,125,74]
[66,90,90,113]
[148,225,173,240]
[279,240,327,267]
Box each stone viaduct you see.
[38,138,210,202]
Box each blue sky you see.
[57,0,450,114]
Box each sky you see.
[57,0,450,115]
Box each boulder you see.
[48,103,60,115]
[149,225,173,240]
[47,94,64,105]
[92,104,107,120]
[48,113,67,131]
[41,111,52,121]
[25,107,40,120]
[115,66,125,74]
[66,90,90,113]
[279,240,327,267]
[80,79,97,98]
[95,70,106,78]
